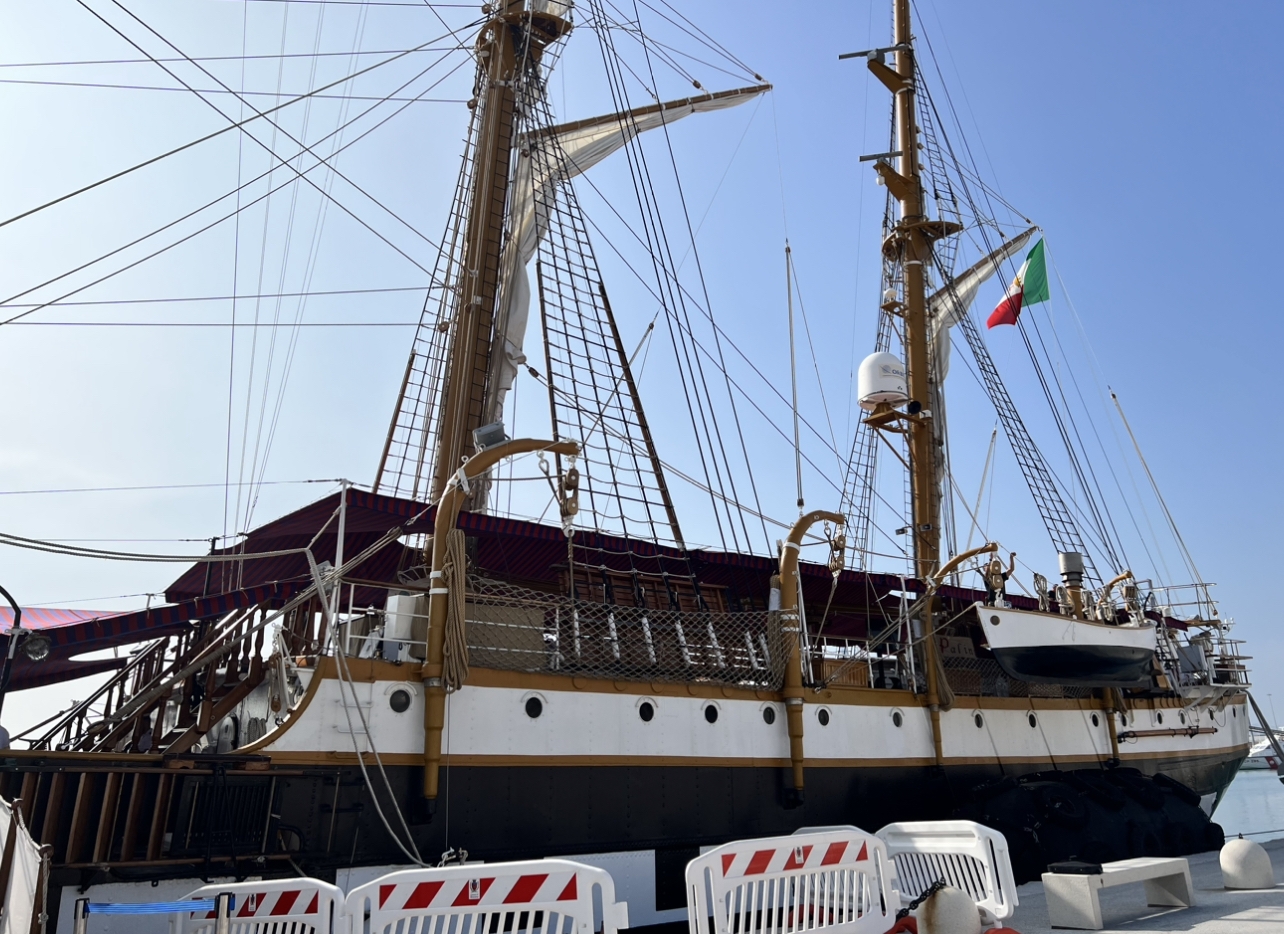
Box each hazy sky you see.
[2,1,1282,734]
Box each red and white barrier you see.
[685,829,898,934]
[344,859,628,934]
[172,878,342,934]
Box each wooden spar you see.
[430,2,570,507]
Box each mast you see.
[430,1,570,505]
[855,0,960,766]
[891,0,938,582]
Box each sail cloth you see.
[926,226,1039,383]
[488,84,771,420]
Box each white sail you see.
[489,85,769,419]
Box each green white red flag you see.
[987,238,1049,328]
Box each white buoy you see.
[914,885,981,934]
[1221,836,1275,889]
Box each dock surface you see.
[1008,838,1284,932]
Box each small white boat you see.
[978,603,1157,687]
[1242,737,1279,770]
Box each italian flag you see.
[987,238,1049,328]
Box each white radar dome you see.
[857,351,908,411]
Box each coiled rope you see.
[440,528,469,691]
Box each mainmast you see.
[890,0,938,581]
[856,0,960,765]
[430,1,570,505]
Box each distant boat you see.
[1243,737,1280,770]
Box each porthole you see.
[1232,707,1237,718]
[704,704,719,724]
[524,696,543,719]
[1119,713,1128,727]
[1028,713,1038,728]
[388,688,411,713]
[974,712,984,729]
[989,615,1000,626]
[1179,712,1187,725]
[639,701,655,722]
[1156,712,1164,725]
[763,707,776,725]
[817,708,831,727]
[891,709,904,728]
[1091,714,1100,727]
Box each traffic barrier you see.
[875,821,1016,927]
[170,879,340,934]
[344,859,629,934]
[685,829,899,934]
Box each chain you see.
[896,878,947,920]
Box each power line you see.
[0,20,476,234]
[0,479,350,496]
[0,48,462,68]
[0,285,429,308]
[9,320,417,327]
[0,77,465,103]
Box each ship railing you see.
[805,637,910,690]
[26,603,272,754]
[461,576,788,690]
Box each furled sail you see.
[487,84,770,421]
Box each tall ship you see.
[0,0,1251,925]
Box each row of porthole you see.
[522,697,841,726]
[518,698,1212,729]
[382,690,1220,727]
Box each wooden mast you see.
[864,0,958,766]
[430,1,569,506]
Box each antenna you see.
[786,241,803,513]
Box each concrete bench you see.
[1042,857,1195,930]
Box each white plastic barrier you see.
[172,878,342,934]
[685,829,899,934]
[875,821,1016,926]
[344,860,628,934]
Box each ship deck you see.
[1007,838,1283,932]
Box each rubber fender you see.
[1107,768,1165,810]
[1034,782,1089,830]
[969,775,1017,801]
[1069,769,1126,810]
[1151,771,1203,807]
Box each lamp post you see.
[0,584,23,726]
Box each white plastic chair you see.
[875,820,1017,927]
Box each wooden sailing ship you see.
[0,0,1250,922]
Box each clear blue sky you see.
[1,1,1281,731]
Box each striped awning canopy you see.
[2,489,1032,690]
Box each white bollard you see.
[1221,836,1275,889]
[914,885,982,934]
